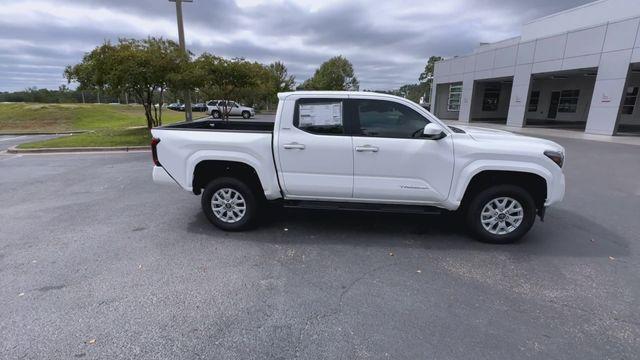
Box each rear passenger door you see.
[229,102,241,116]
[350,98,454,203]
[276,98,354,199]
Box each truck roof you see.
[277,91,406,101]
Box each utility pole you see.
[170,0,193,122]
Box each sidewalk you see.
[442,120,640,147]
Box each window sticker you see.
[299,103,342,126]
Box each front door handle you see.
[283,142,306,150]
[355,145,379,152]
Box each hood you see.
[453,125,564,152]
[454,125,517,138]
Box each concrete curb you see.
[0,131,89,136]
[7,145,149,154]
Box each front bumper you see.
[545,172,565,207]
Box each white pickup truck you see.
[151,91,565,243]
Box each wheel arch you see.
[462,170,547,209]
[453,162,551,212]
[192,160,265,198]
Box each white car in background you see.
[206,100,255,119]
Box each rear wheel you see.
[465,185,536,244]
[242,111,251,119]
[201,177,259,231]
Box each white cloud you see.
[0,0,593,91]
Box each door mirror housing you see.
[422,123,446,140]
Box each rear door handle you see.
[283,142,306,150]
[355,145,379,152]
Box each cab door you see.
[350,98,454,203]
[276,98,354,199]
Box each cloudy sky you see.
[0,0,593,92]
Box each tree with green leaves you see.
[419,56,443,83]
[263,61,295,109]
[193,54,267,121]
[64,37,189,129]
[300,56,359,91]
[418,55,443,103]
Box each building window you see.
[622,86,638,115]
[558,89,580,113]
[447,84,462,112]
[528,91,540,112]
[482,84,501,111]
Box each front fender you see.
[449,160,554,207]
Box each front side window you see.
[355,99,430,139]
[622,87,638,115]
[558,89,580,113]
[448,84,462,112]
[482,84,501,111]
[294,99,344,135]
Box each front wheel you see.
[465,185,536,244]
[211,110,221,119]
[201,177,259,231]
[242,111,251,119]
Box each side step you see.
[283,200,442,215]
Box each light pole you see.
[170,0,193,122]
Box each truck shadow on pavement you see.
[186,206,628,259]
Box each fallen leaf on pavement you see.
[86,339,96,345]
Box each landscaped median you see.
[0,102,186,151]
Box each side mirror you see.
[423,123,446,140]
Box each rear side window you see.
[294,99,345,135]
[354,99,429,139]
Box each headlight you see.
[544,150,564,168]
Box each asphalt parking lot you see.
[1,135,639,359]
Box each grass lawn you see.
[17,128,154,149]
[0,103,189,148]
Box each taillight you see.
[151,137,161,166]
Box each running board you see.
[283,200,442,215]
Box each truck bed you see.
[161,119,274,132]
[151,119,280,198]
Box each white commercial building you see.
[431,0,640,135]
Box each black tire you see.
[465,185,536,244]
[212,110,221,119]
[201,177,259,231]
[242,111,251,119]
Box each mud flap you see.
[537,206,546,222]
